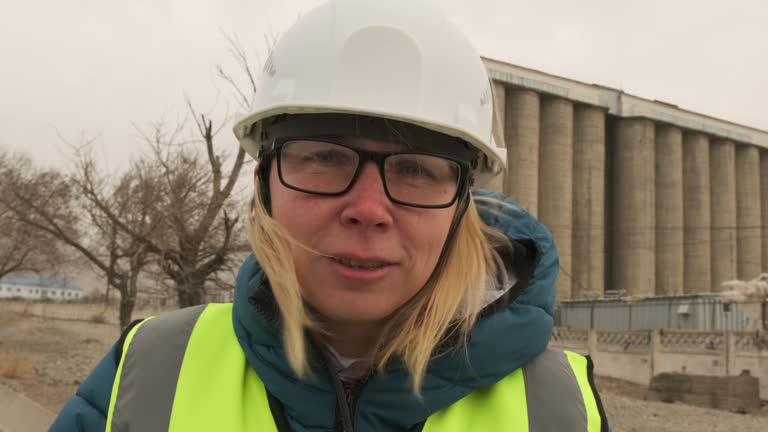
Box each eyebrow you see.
[325,136,407,152]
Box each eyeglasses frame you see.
[261,137,473,209]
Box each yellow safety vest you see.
[106,303,607,431]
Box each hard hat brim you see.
[234,103,507,185]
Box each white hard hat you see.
[233,0,507,185]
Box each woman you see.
[52,0,609,430]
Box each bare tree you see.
[67,104,245,307]
[0,153,71,279]
[216,31,277,111]
[151,113,245,306]
[0,216,57,279]
[78,112,246,307]
[72,34,265,308]
[5,34,264,314]
[1,149,160,329]
[78,154,164,327]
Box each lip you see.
[326,256,398,282]
[326,252,398,266]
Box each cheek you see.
[271,196,335,254]
[269,168,331,238]
[405,210,455,271]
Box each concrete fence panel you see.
[550,328,768,399]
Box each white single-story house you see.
[0,274,82,302]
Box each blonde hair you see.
[247,176,509,394]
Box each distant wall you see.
[550,328,768,399]
[647,373,761,412]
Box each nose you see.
[339,162,393,230]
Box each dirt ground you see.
[0,301,168,414]
[1,301,767,431]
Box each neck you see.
[315,319,385,358]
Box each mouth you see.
[328,256,397,270]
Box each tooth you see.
[333,257,387,269]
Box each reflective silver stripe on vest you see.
[524,349,589,431]
[111,304,207,432]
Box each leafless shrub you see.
[0,351,30,379]
[88,310,108,324]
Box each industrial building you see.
[557,294,766,331]
[481,57,768,301]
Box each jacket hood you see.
[232,189,558,431]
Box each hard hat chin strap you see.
[417,176,473,300]
[256,157,273,216]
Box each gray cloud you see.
[1,0,765,170]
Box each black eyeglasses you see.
[265,138,470,208]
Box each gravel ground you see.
[604,392,768,432]
[1,301,767,430]
[595,373,768,431]
[0,305,119,412]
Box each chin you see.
[319,304,394,324]
[308,294,399,324]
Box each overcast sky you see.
[1,0,766,171]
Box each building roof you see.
[0,274,81,291]
[482,57,768,149]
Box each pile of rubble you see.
[720,273,768,303]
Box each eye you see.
[386,155,460,185]
[302,149,353,166]
[403,162,435,178]
[396,160,435,179]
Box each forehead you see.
[262,113,476,161]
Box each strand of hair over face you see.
[247,183,317,378]
[374,198,508,396]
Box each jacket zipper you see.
[345,371,373,428]
[333,369,374,432]
[330,368,355,432]
[249,289,367,432]
[315,341,378,432]
[307,339,363,432]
